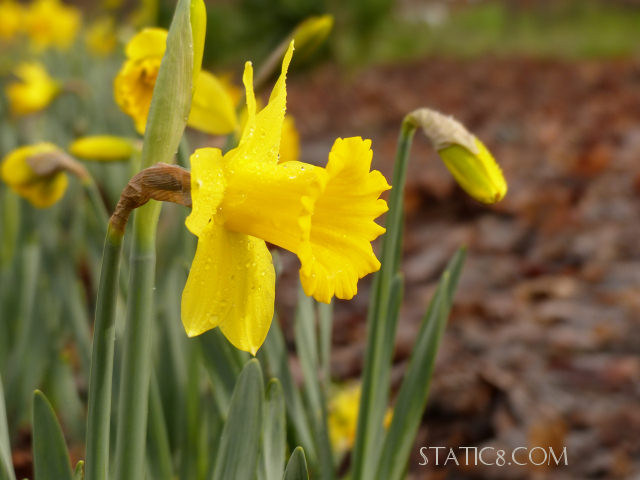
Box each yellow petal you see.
[181,222,275,355]
[230,41,294,166]
[291,14,333,61]
[69,135,136,161]
[298,137,390,303]
[113,56,160,134]
[15,173,68,208]
[125,27,167,60]
[185,148,226,237]
[187,70,238,135]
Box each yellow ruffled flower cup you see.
[114,28,238,136]
[181,43,391,354]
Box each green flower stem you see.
[85,224,123,480]
[113,201,161,480]
[351,118,416,480]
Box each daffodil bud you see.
[291,14,334,61]
[190,0,206,87]
[0,143,88,208]
[406,108,507,204]
[69,136,137,161]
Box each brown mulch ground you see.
[281,57,640,479]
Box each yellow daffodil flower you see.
[24,0,81,51]
[406,108,507,204]
[0,0,24,42]
[1,143,68,208]
[5,62,60,116]
[85,16,118,57]
[114,28,237,135]
[69,135,136,161]
[328,383,392,454]
[181,42,390,354]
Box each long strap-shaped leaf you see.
[212,359,264,480]
[283,447,309,480]
[258,379,286,480]
[351,121,415,480]
[32,390,73,480]
[375,249,466,480]
[0,376,15,480]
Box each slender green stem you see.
[85,224,123,480]
[351,119,416,480]
[83,178,109,228]
[114,202,160,480]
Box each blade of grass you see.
[283,447,309,480]
[351,120,416,480]
[32,390,74,480]
[375,249,465,480]
[211,359,264,480]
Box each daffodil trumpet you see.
[181,42,391,354]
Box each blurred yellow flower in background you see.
[69,135,136,161]
[1,143,68,208]
[0,0,24,42]
[114,27,238,135]
[181,42,390,353]
[328,383,393,454]
[279,115,300,163]
[85,16,118,57]
[6,62,60,116]
[24,0,81,51]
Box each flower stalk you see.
[112,0,204,478]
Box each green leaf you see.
[32,390,73,480]
[212,359,264,480]
[293,288,333,478]
[258,319,316,466]
[200,329,247,416]
[0,376,16,480]
[145,372,174,480]
[351,122,416,480]
[374,249,466,480]
[85,227,123,480]
[258,380,286,480]
[283,447,309,480]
